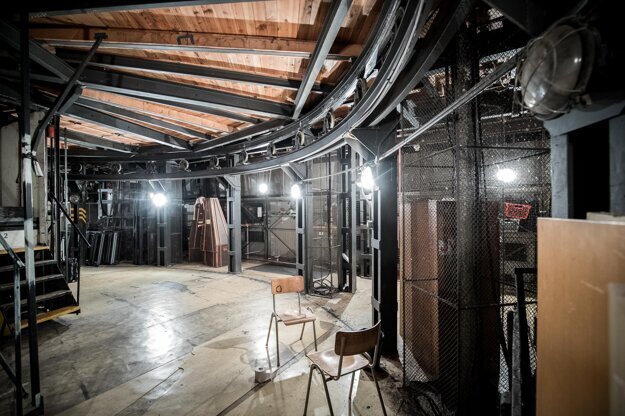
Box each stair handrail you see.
[0,231,28,412]
[0,233,25,269]
[48,193,91,249]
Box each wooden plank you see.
[0,245,49,255]
[21,305,81,329]
[537,218,625,416]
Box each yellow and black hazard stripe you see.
[70,207,88,224]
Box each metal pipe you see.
[379,55,520,159]
[48,193,91,248]
[19,12,43,409]
[31,32,107,149]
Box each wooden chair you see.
[265,276,317,367]
[303,321,386,416]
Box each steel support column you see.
[18,12,43,412]
[550,134,573,219]
[609,115,625,216]
[337,145,357,293]
[371,155,398,356]
[225,157,241,273]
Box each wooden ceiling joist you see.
[30,27,363,61]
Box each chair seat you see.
[277,311,316,326]
[307,349,370,378]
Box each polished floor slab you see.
[0,263,403,415]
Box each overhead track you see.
[69,0,431,181]
[364,0,474,126]
[292,0,352,118]
[64,0,402,163]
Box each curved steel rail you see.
[67,0,401,164]
[69,0,430,180]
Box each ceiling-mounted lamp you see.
[290,183,302,199]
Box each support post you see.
[371,155,398,356]
[609,115,625,216]
[337,145,357,292]
[19,12,43,411]
[551,134,573,219]
[226,157,241,273]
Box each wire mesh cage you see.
[308,153,342,296]
[398,16,549,415]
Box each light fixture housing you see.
[150,192,168,207]
[496,168,517,183]
[290,184,302,199]
[258,182,269,194]
[360,166,375,190]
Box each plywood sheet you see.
[537,218,625,416]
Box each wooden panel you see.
[537,218,625,416]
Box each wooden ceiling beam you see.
[30,27,363,60]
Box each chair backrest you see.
[271,276,304,295]
[334,321,381,356]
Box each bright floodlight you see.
[496,168,517,183]
[258,182,269,194]
[151,192,167,207]
[360,166,375,190]
[290,184,302,199]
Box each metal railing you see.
[48,192,91,305]
[0,233,28,415]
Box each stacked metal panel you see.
[189,197,228,267]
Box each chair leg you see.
[371,368,387,416]
[312,320,318,351]
[303,364,315,415]
[348,371,356,415]
[275,315,280,367]
[299,322,306,341]
[320,372,334,416]
[265,314,274,347]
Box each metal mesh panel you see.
[398,20,549,414]
[308,152,341,296]
[241,170,297,264]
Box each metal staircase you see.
[0,246,80,335]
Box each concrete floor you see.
[1,263,404,415]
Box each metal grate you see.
[398,18,549,415]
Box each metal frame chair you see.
[303,321,386,416]
[266,276,317,367]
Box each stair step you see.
[0,259,57,274]
[2,305,81,334]
[0,274,65,291]
[1,289,73,309]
